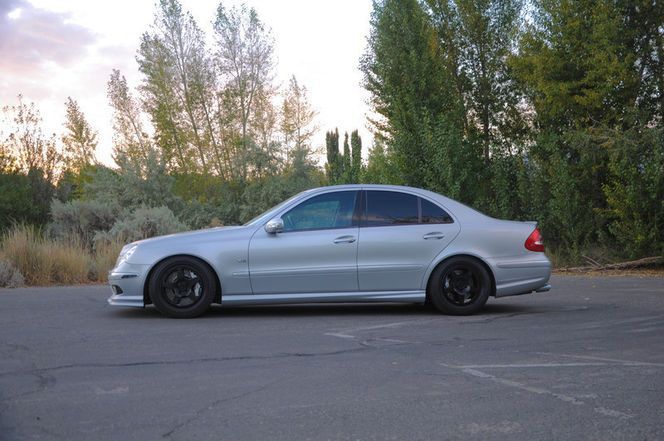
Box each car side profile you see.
[108,185,551,318]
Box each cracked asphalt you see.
[1,275,663,440]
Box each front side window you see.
[282,191,357,232]
[365,191,419,226]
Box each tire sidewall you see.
[149,257,217,318]
[428,257,491,315]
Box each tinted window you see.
[365,191,418,226]
[282,191,357,232]
[421,198,454,224]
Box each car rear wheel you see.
[149,256,217,318]
[427,257,491,315]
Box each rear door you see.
[357,190,460,291]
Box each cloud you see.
[0,0,96,74]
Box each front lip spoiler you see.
[535,284,551,293]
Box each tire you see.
[148,256,217,318]
[427,257,491,315]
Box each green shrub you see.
[0,259,24,288]
[105,206,188,243]
[49,199,118,249]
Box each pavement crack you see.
[161,378,284,439]
[0,347,370,378]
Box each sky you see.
[0,0,374,166]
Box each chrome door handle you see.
[333,235,356,244]
[423,232,445,240]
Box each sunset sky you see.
[0,0,373,165]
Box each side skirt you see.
[220,290,426,306]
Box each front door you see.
[248,190,360,294]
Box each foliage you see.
[61,97,97,172]
[0,259,24,288]
[1,95,60,183]
[360,0,664,264]
[104,206,188,243]
[49,199,118,249]
[603,126,664,258]
[0,169,54,231]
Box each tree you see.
[214,3,275,171]
[1,95,60,183]
[281,75,317,162]
[137,0,219,175]
[325,129,341,184]
[62,97,97,171]
[362,137,401,184]
[341,132,351,181]
[107,69,156,174]
[361,0,479,200]
[427,0,524,161]
[350,130,362,183]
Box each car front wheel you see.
[427,257,491,315]
[149,256,217,318]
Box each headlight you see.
[115,245,138,267]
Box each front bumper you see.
[107,262,150,308]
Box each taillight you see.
[525,227,545,252]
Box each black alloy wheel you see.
[149,256,217,318]
[428,257,491,315]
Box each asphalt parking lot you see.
[1,275,663,440]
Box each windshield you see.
[242,190,310,227]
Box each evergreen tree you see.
[350,130,362,183]
[325,129,341,184]
[342,132,351,182]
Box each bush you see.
[0,169,54,231]
[49,199,118,249]
[0,259,24,288]
[105,206,188,243]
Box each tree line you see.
[1,0,663,265]
[360,0,664,262]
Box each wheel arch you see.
[425,253,496,298]
[143,254,222,305]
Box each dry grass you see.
[553,267,664,278]
[93,240,124,283]
[1,224,102,286]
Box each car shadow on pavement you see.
[108,301,539,319]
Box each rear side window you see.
[365,191,418,226]
[363,191,454,226]
[421,198,454,224]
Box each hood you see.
[124,225,255,265]
[130,225,246,247]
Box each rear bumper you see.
[491,256,552,298]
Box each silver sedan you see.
[108,185,551,318]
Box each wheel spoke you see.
[185,277,200,289]
[161,266,206,308]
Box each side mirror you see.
[264,218,284,234]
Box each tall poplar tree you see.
[350,130,362,183]
[62,97,97,172]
